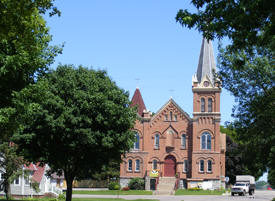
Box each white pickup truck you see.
[231,175,255,196]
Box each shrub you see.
[108,182,120,190]
[188,187,202,191]
[58,193,65,200]
[128,178,145,190]
[43,192,58,198]
[122,186,130,191]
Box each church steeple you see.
[130,88,146,116]
[193,38,217,86]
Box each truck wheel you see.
[249,190,254,195]
[231,193,234,196]
[243,190,246,196]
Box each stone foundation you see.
[119,178,131,188]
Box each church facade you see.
[120,39,226,190]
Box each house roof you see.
[130,88,146,116]
[32,164,45,183]
[24,163,37,171]
[25,163,46,183]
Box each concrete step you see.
[156,177,176,192]
[157,184,175,189]
[153,190,175,195]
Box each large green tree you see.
[176,0,274,183]
[176,0,275,51]
[0,0,62,138]
[13,65,137,201]
[221,125,250,184]
[0,0,61,199]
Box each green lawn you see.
[73,190,153,195]
[73,199,158,201]
[175,189,226,195]
[0,199,158,201]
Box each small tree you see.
[13,65,137,201]
[0,143,24,200]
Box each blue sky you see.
[45,0,235,125]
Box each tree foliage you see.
[13,65,137,201]
[221,125,250,184]
[176,0,274,184]
[218,44,274,181]
[268,169,275,188]
[0,1,61,199]
[0,0,62,139]
[176,0,275,51]
[0,143,24,200]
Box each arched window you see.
[170,111,173,121]
[134,133,140,150]
[174,115,177,121]
[201,132,211,150]
[208,98,213,112]
[154,134,160,149]
[199,160,204,172]
[183,160,188,172]
[201,98,205,112]
[181,134,186,149]
[128,159,132,171]
[207,160,212,172]
[152,159,158,170]
[135,159,140,171]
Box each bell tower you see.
[190,38,225,187]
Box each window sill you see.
[126,170,133,173]
[154,147,160,150]
[206,171,212,174]
[180,147,186,150]
[134,171,140,173]
[198,171,204,174]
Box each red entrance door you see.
[164,155,176,177]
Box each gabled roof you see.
[32,164,45,183]
[151,98,191,122]
[24,163,37,171]
[196,38,216,84]
[130,88,146,116]
[25,162,46,183]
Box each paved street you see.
[73,190,275,201]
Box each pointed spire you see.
[196,38,216,84]
[130,88,146,116]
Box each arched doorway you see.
[164,155,176,177]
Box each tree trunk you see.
[65,172,74,201]
[4,179,11,200]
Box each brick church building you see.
[120,38,226,191]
